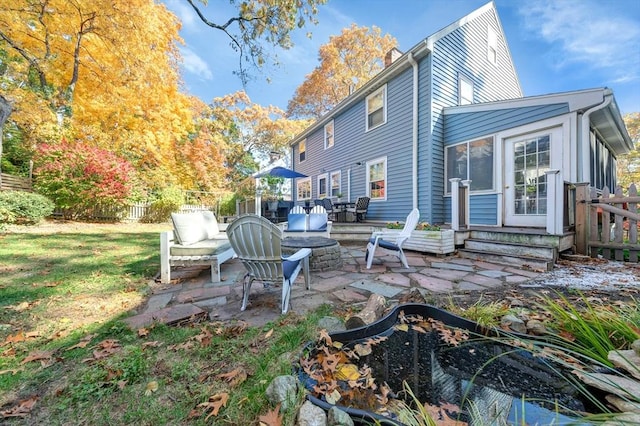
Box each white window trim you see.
[487,26,498,65]
[299,139,306,163]
[458,74,473,106]
[324,120,334,149]
[366,156,387,201]
[330,170,342,198]
[317,173,328,199]
[365,85,387,132]
[297,177,311,200]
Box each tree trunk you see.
[0,94,13,176]
[345,294,386,330]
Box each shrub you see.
[33,139,136,219]
[386,221,441,231]
[0,191,54,224]
[140,186,184,223]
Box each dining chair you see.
[226,214,311,314]
[346,196,370,222]
[321,198,337,221]
[365,208,420,269]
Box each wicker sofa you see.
[160,211,235,284]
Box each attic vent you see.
[384,48,403,67]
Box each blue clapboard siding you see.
[443,103,570,144]
[444,193,499,225]
[293,67,417,222]
[428,6,521,225]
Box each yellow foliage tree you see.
[0,0,200,190]
[287,24,398,119]
[617,112,640,190]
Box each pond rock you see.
[327,406,354,426]
[608,349,640,380]
[632,339,640,356]
[606,395,640,414]
[500,314,526,334]
[526,319,547,335]
[297,400,327,426]
[317,316,346,333]
[573,371,640,401]
[265,375,298,411]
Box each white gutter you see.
[579,90,612,182]
[407,52,419,210]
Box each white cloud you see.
[180,47,213,80]
[518,0,640,83]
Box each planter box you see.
[376,229,455,255]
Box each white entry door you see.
[504,127,562,227]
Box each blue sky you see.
[163,0,640,115]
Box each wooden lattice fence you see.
[0,173,32,192]
[575,183,640,262]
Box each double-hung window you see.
[445,137,494,193]
[324,120,334,149]
[297,177,311,200]
[366,85,387,131]
[487,26,497,65]
[317,174,328,199]
[299,139,306,163]
[459,74,473,105]
[366,157,387,200]
[330,171,341,197]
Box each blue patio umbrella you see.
[254,166,307,179]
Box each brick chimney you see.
[384,48,403,67]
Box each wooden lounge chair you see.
[365,208,420,269]
[226,214,311,314]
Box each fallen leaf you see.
[142,341,162,349]
[354,343,372,357]
[3,332,25,345]
[263,328,274,339]
[199,393,229,420]
[216,368,247,387]
[21,350,53,365]
[66,334,97,351]
[394,324,409,332]
[258,403,282,426]
[336,364,360,381]
[137,328,149,337]
[144,381,158,396]
[1,396,38,418]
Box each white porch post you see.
[450,178,461,231]
[545,169,562,235]
[461,179,472,228]
[255,188,262,217]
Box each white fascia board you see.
[443,88,609,115]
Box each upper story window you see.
[317,174,328,198]
[299,139,306,163]
[324,120,334,149]
[330,171,341,197]
[366,157,387,200]
[297,177,311,200]
[445,136,494,193]
[366,85,387,131]
[458,74,473,106]
[487,26,497,65]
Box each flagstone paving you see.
[125,243,553,329]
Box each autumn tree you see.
[186,0,326,85]
[287,24,398,119]
[0,0,200,191]
[206,91,310,195]
[617,112,640,190]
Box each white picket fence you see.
[53,203,216,222]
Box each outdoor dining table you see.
[332,201,355,222]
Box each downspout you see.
[407,52,419,210]
[579,91,612,182]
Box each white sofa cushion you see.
[171,212,208,245]
[201,211,221,239]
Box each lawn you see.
[0,221,329,425]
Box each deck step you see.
[464,239,557,261]
[457,248,554,271]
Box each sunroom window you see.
[446,137,494,193]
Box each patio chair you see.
[285,205,307,232]
[365,208,420,269]
[346,196,370,222]
[321,198,337,221]
[226,214,311,314]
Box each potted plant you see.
[336,193,343,202]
